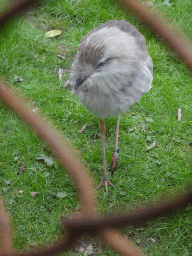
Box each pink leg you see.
[98,119,114,196]
[110,115,120,176]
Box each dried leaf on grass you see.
[2,187,7,192]
[62,79,70,89]
[35,154,54,166]
[58,68,64,80]
[45,30,62,38]
[163,0,173,6]
[4,179,11,185]
[79,244,94,255]
[142,123,146,132]
[178,107,181,121]
[74,239,101,255]
[14,75,23,83]
[56,192,67,198]
[129,127,136,132]
[146,117,154,122]
[32,107,38,112]
[30,192,38,198]
[7,199,14,205]
[57,54,65,60]
[79,123,88,134]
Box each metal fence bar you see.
[117,0,192,70]
[15,231,82,256]
[98,228,144,256]
[0,83,142,256]
[0,201,13,255]
[63,188,192,231]
[0,82,96,215]
[0,0,44,27]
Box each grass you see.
[0,0,192,255]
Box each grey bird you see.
[70,20,153,195]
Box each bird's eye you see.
[95,57,114,70]
[95,58,111,69]
[95,61,106,69]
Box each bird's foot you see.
[98,174,114,197]
[109,149,119,176]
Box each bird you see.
[70,20,153,195]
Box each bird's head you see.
[70,26,140,95]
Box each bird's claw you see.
[110,148,119,176]
[98,175,114,197]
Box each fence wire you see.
[0,0,192,255]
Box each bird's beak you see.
[75,76,87,89]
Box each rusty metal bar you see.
[98,228,144,256]
[0,82,143,256]
[0,0,44,27]
[0,202,13,255]
[64,188,192,231]
[0,82,96,215]
[117,0,192,70]
[0,81,143,256]
[15,231,83,256]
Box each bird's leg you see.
[98,118,114,196]
[110,114,120,176]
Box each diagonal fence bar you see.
[0,82,96,215]
[117,0,192,70]
[0,82,143,256]
[63,188,192,231]
[0,0,44,27]
[0,201,13,255]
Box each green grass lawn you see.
[0,0,192,255]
